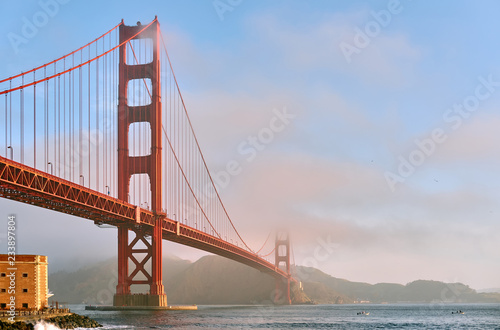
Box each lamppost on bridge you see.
[79,174,84,187]
[105,185,110,195]
[7,146,13,160]
[47,162,53,175]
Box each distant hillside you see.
[478,288,500,294]
[49,255,500,305]
[167,255,275,304]
[294,266,500,304]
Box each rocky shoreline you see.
[0,313,102,329]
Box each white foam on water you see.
[34,320,62,330]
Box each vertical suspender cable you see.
[113,32,117,195]
[53,69,56,174]
[34,73,36,169]
[88,46,91,187]
[69,65,72,180]
[79,51,82,180]
[21,75,24,163]
[44,67,47,172]
[69,56,72,180]
[63,59,66,178]
[53,65,56,175]
[103,37,106,193]
[57,74,60,176]
[3,91,5,157]
[72,54,75,181]
[9,80,12,158]
[102,38,105,193]
[96,55,99,191]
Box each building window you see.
[0,289,5,293]
[22,273,28,278]
[0,273,5,277]
[23,289,28,293]
[22,303,28,309]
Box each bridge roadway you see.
[0,155,291,281]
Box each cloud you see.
[212,149,499,288]
[246,11,421,86]
[161,25,223,90]
[183,89,302,165]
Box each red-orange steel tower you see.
[115,18,166,307]
[275,232,291,305]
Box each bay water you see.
[64,303,500,329]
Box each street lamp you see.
[79,174,84,187]
[7,146,13,160]
[105,185,110,195]
[47,162,53,175]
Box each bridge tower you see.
[274,231,292,305]
[114,18,167,307]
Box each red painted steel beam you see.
[117,18,165,297]
[275,232,292,304]
[0,156,136,224]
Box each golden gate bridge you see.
[0,17,294,306]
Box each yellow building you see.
[0,255,49,310]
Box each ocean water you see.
[66,303,500,329]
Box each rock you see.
[46,314,102,329]
[0,320,34,329]
[0,313,101,330]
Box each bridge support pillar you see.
[115,18,166,307]
[116,226,130,295]
[274,231,292,305]
[114,227,168,307]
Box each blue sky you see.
[1,0,500,291]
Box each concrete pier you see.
[113,293,168,307]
